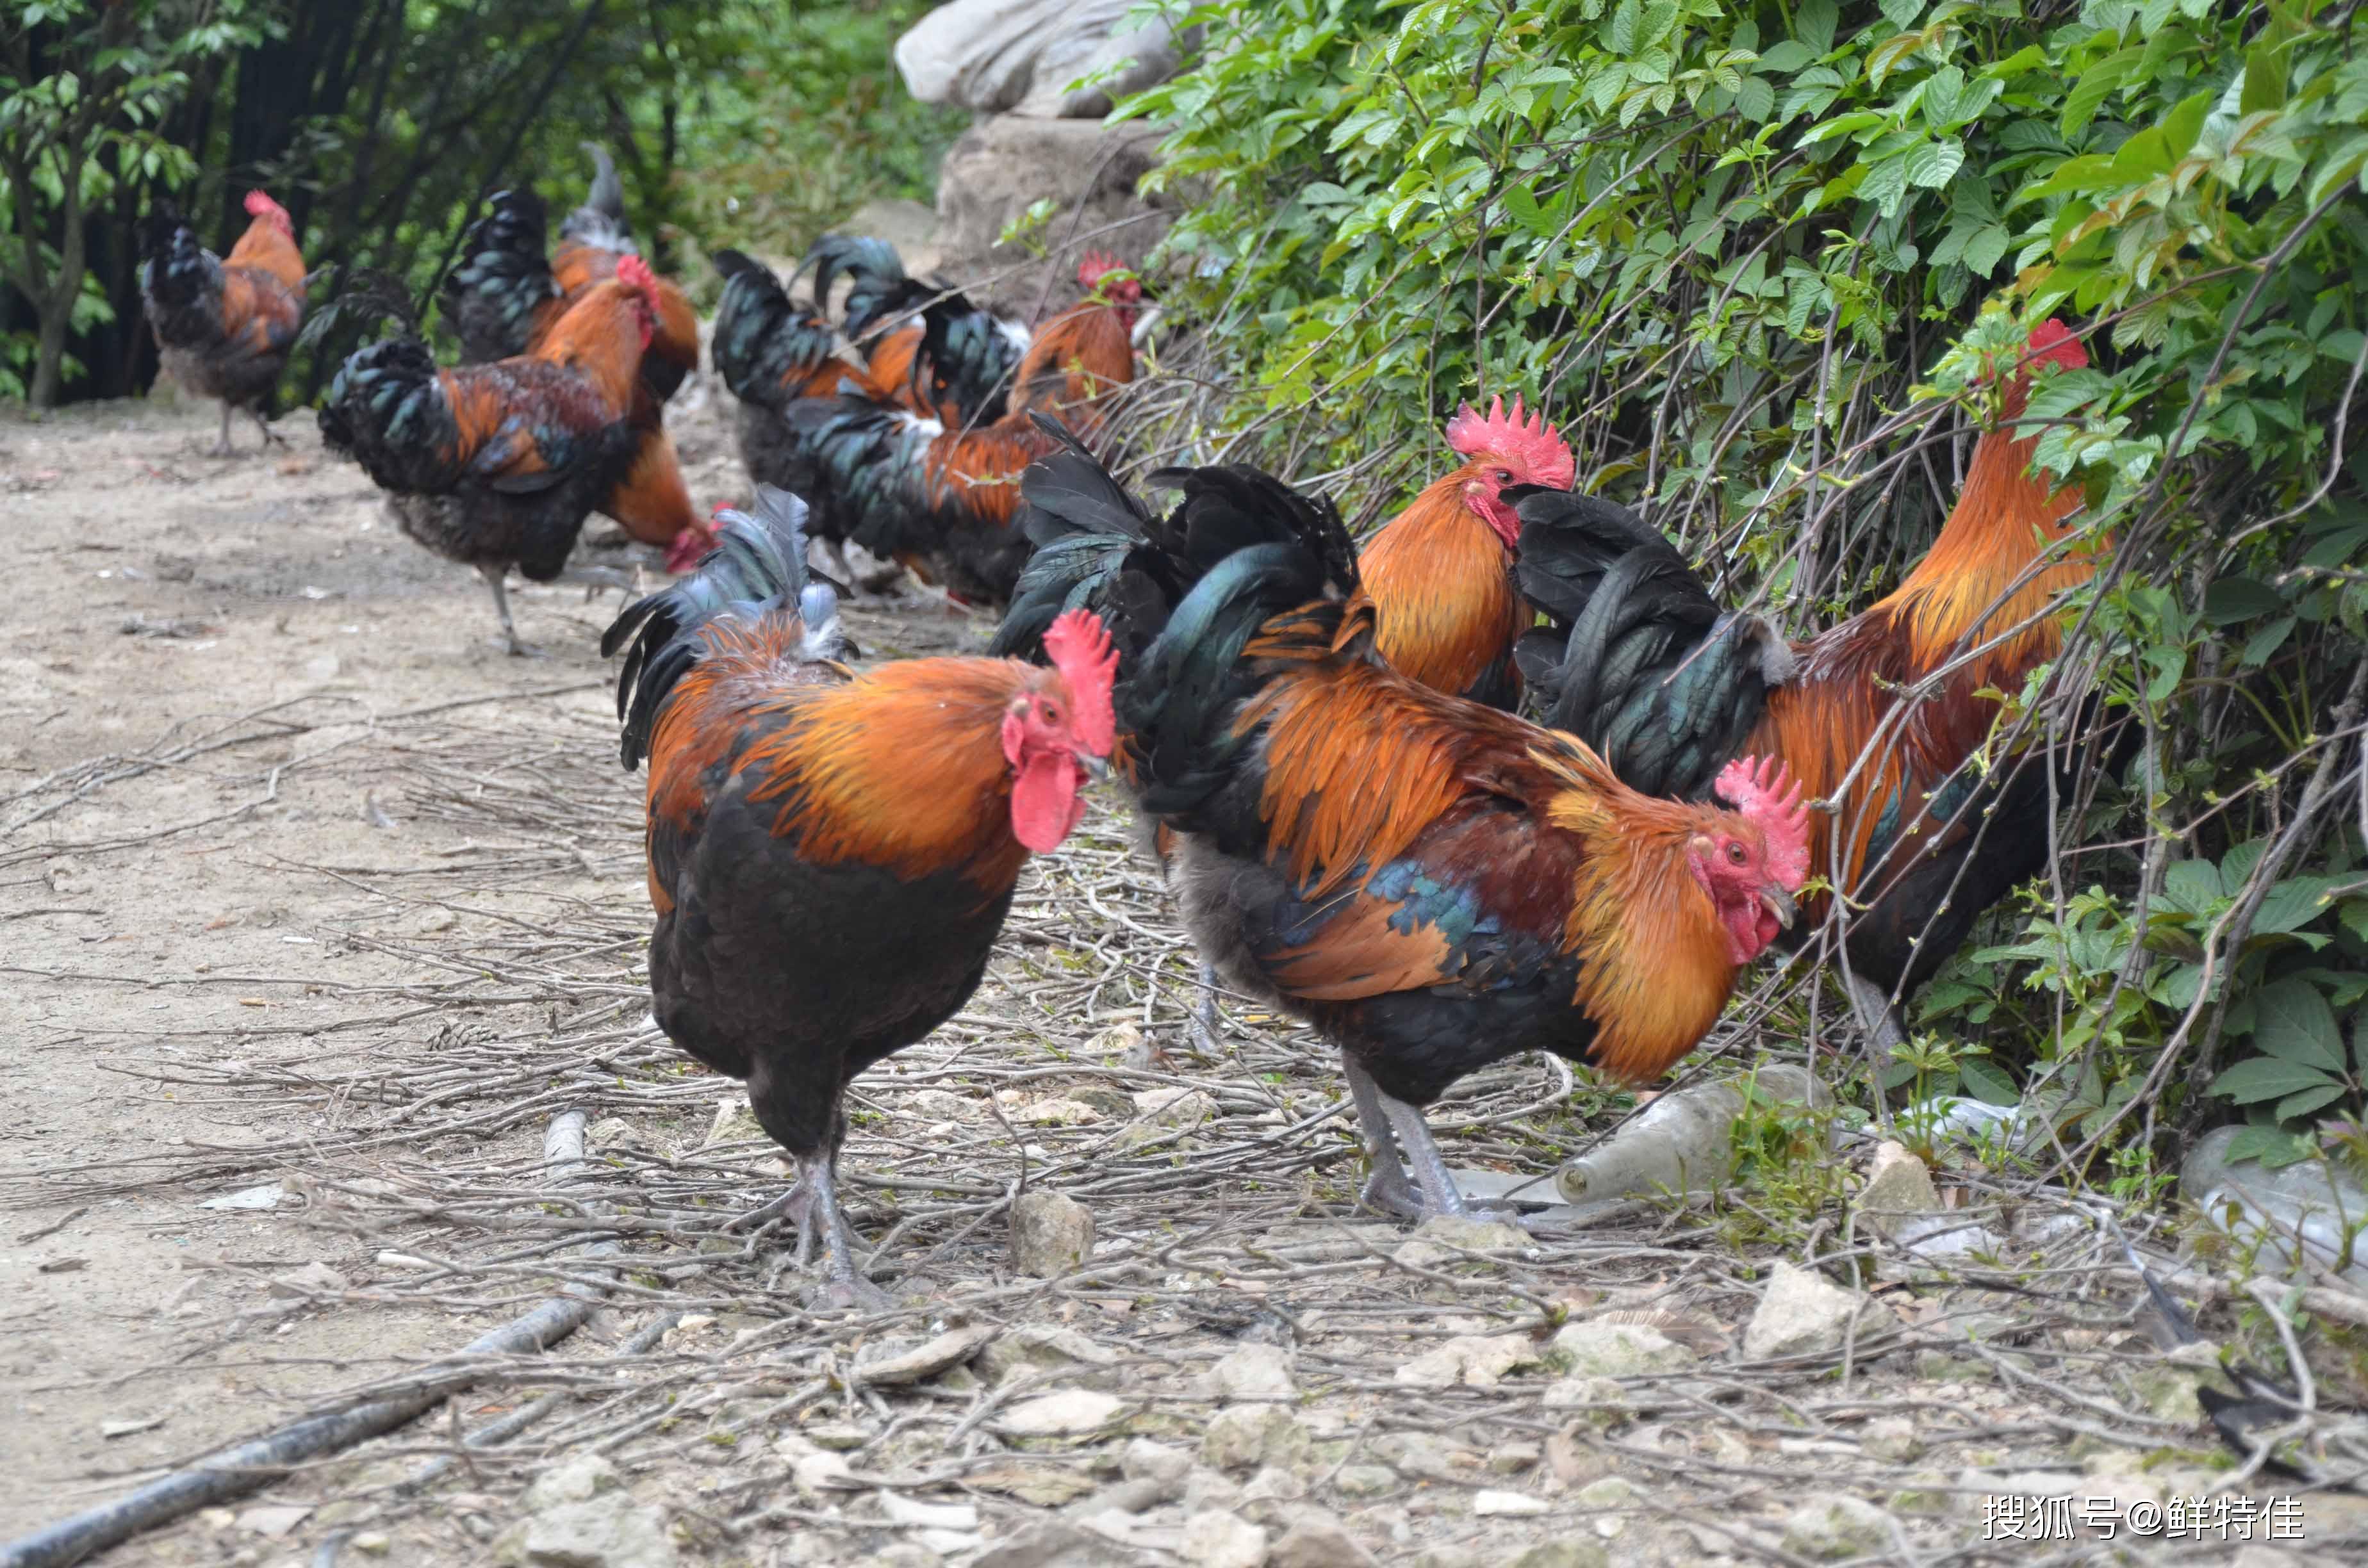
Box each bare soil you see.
[1,385,2356,1568]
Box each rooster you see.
[604,487,1116,1303]
[992,434,1809,1219]
[1358,395,1577,707]
[320,257,666,655]
[1515,319,2100,1053]
[805,234,1031,425]
[140,191,307,456]
[441,149,698,404]
[442,176,709,571]
[774,254,1147,604]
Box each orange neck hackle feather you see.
[226,192,306,294]
[1355,475,1527,696]
[1544,744,1754,1083]
[651,635,1077,895]
[530,278,651,413]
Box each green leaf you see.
[2251,878,2347,938]
[2060,47,2142,140]
[1757,40,1814,74]
[2203,575,2287,625]
[1905,138,1966,188]
[1879,0,1923,28]
[2275,1083,2349,1123]
[1958,1056,2020,1107]
[2210,1056,2339,1106]
[1736,75,1775,122]
[2253,977,2346,1072]
[2241,614,2298,667]
[1608,0,1642,55]
[1796,0,1838,53]
[2241,40,2288,116]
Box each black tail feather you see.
[604,486,844,769]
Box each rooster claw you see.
[814,1274,895,1312]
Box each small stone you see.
[1471,1490,1548,1517]
[1501,1545,1607,1568]
[1856,1141,1939,1229]
[2128,1362,2210,1424]
[1394,1333,1538,1389]
[587,1116,639,1148]
[999,1389,1128,1437]
[1202,1406,1311,1473]
[525,1452,620,1509]
[1742,1261,1899,1361]
[1543,1430,1606,1490]
[794,1451,854,1498]
[855,1323,999,1386]
[1122,1437,1193,1485]
[1133,1086,1219,1126]
[972,1521,1133,1568]
[978,1325,1120,1385]
[1486,1441,1541,1474]
[1208,1343,1297,1401]
[1539,1375,1631,1425]
[199,1182,284,1211]
[806,1421,869,1450]
[1268,1516,1379,1568]
[1859,1416,1922,1463]
[99,1415,163,1439]
[200,1509,236,1530]
[1574,1476,1636,1508]
[1180,1508,1269,1568]
[1239,1465,1304,1506]
[236,1506,311,1539]
[1184,1467,1245,1512]
[1371,1431,1468,1482]
[1333,1464,1396,1498]
[881,1494,979,1531]
[1781,1493,1894,1560]
[1010,1189,1096,1277]
[1391,1215,1530,1270]
[518,1493,678,1568]
[1550,1321,1697,1377]
[865,1546,943,1568]
[349,1535,391,1556]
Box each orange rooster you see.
[1356,395,1576,707]
[993,434,1810,1218]
[774,252,1146,603]
[1517,319,2101,1050]
[141,191,307,455]
[604,488,1115,1303]
[441,161,710,571]
[320,257,668,655]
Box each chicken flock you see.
[137,152,2107,1307]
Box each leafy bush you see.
[1122,0,2368,1172]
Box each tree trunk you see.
[29,302,70,407]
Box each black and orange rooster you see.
[604,487,1117,1303]
[320,257,667,655]
[1515,318,2101,1052]
[141,191,307,455]
[994,432,1809,1219]
[1358,395,1577,707]
[772,252,1147,604]
[805,234,1031,425]
[441,167,709,572]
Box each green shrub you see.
[1122,0,2368,1171]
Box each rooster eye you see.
[1725,842,1747,865]
[1494,468,1514,484]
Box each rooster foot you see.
[1356,1168,1428,1221]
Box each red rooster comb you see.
[1713,755,1810,890]
[2022,318,2087,375]
[1077,250,1142,301]
[1444,394,1575,489]
[243,190,292,236]
[1043,609,1117,758]
[614,253,659,302]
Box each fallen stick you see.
[1,1110,610,1568]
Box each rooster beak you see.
[1081,755,1110,783]
[1760,884,1797,931]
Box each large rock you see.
[506,1493,677,1568]
[1781,1494,1895,1560]
[930,117,1179,313]
[1010,1189,1096,1277]
[1550,1321,1698,1378]
[896,0,1192,117]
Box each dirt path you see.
[2,390,2355,1568]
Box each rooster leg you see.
[794,1152,891,1310]
[249,408,285,448]
[1377,1091,1475,1220]
[1187,960,1224,1056]
[1341,1056,1422,1218]
[478,565,541,658]
[1845,974,1908,1065]
[210,402,235,458]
